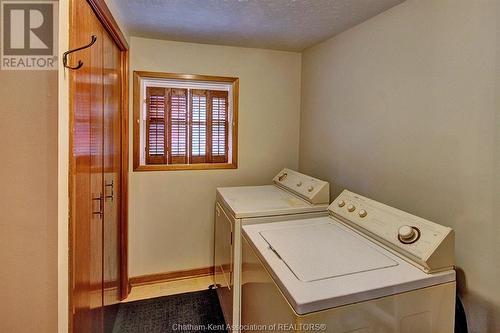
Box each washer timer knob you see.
[308,186,314,192]
[398,226,415,241]
[358,209,367,218]
[347,204,356,212]
[296,181,302,187]
[337,200,345,207]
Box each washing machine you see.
[214,168,330,332]
[241,189,456,333]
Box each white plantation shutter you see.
[210,91,229,163]
[168,88,188,164]
[190,90,208,163]
[146,87,167,164]
[145,86,230,166]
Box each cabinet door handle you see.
[105,180,114,202]
[92,193,103,219]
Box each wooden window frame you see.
[133,71,239,171]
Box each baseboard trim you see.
[129,266,214,287]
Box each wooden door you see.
[89,10,104,333]
[70,1,103,332]
[70,1,127,332]
[102,30,122,307]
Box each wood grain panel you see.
[119,50,130,299]
[103,29,121,308]
[70,1,90,332]
[70,1,129,332]
[70,0,102,331]
[89,13,104,332]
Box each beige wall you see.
[58,0,69,331]
[299,0,499,332]
[129,37,301,276]
[0,71,58,330]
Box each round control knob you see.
[358,209,367,218]
[337,200,345,207]
[347,204,355,212]
[296,182,302,187]
[308,186,314,192]
[398,225,415,240]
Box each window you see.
[134,71,238,171]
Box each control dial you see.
[296,181,302,187]
[347,204,356,212]
[398,225,420,244]
[307,186,314,192]
[358,209,367,218]
[337,200,345,207]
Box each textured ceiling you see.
[112,0,406,51]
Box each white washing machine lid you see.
[243,217,456,315]
[259,223,398,282]
[217,185,328,219]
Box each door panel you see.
[103,30,122,307]
[71,1,102,332]
[89,11,104,333]
[71,0,92,330]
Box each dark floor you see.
[110,289,227,333]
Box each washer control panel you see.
[273,168,329,204]
[329,190,454,273]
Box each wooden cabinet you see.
[69,1,128,332]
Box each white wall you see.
[299,0,499,332]
[129,37,301,276]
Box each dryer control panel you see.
[273,168,329,205]
[329,190,454,273]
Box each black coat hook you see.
[63,35,97,70]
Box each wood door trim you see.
[86,0,128,51]
[119,50,130,299]
[134,71,239,83]
[129,267,215,287]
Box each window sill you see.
[134,162,237,172]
